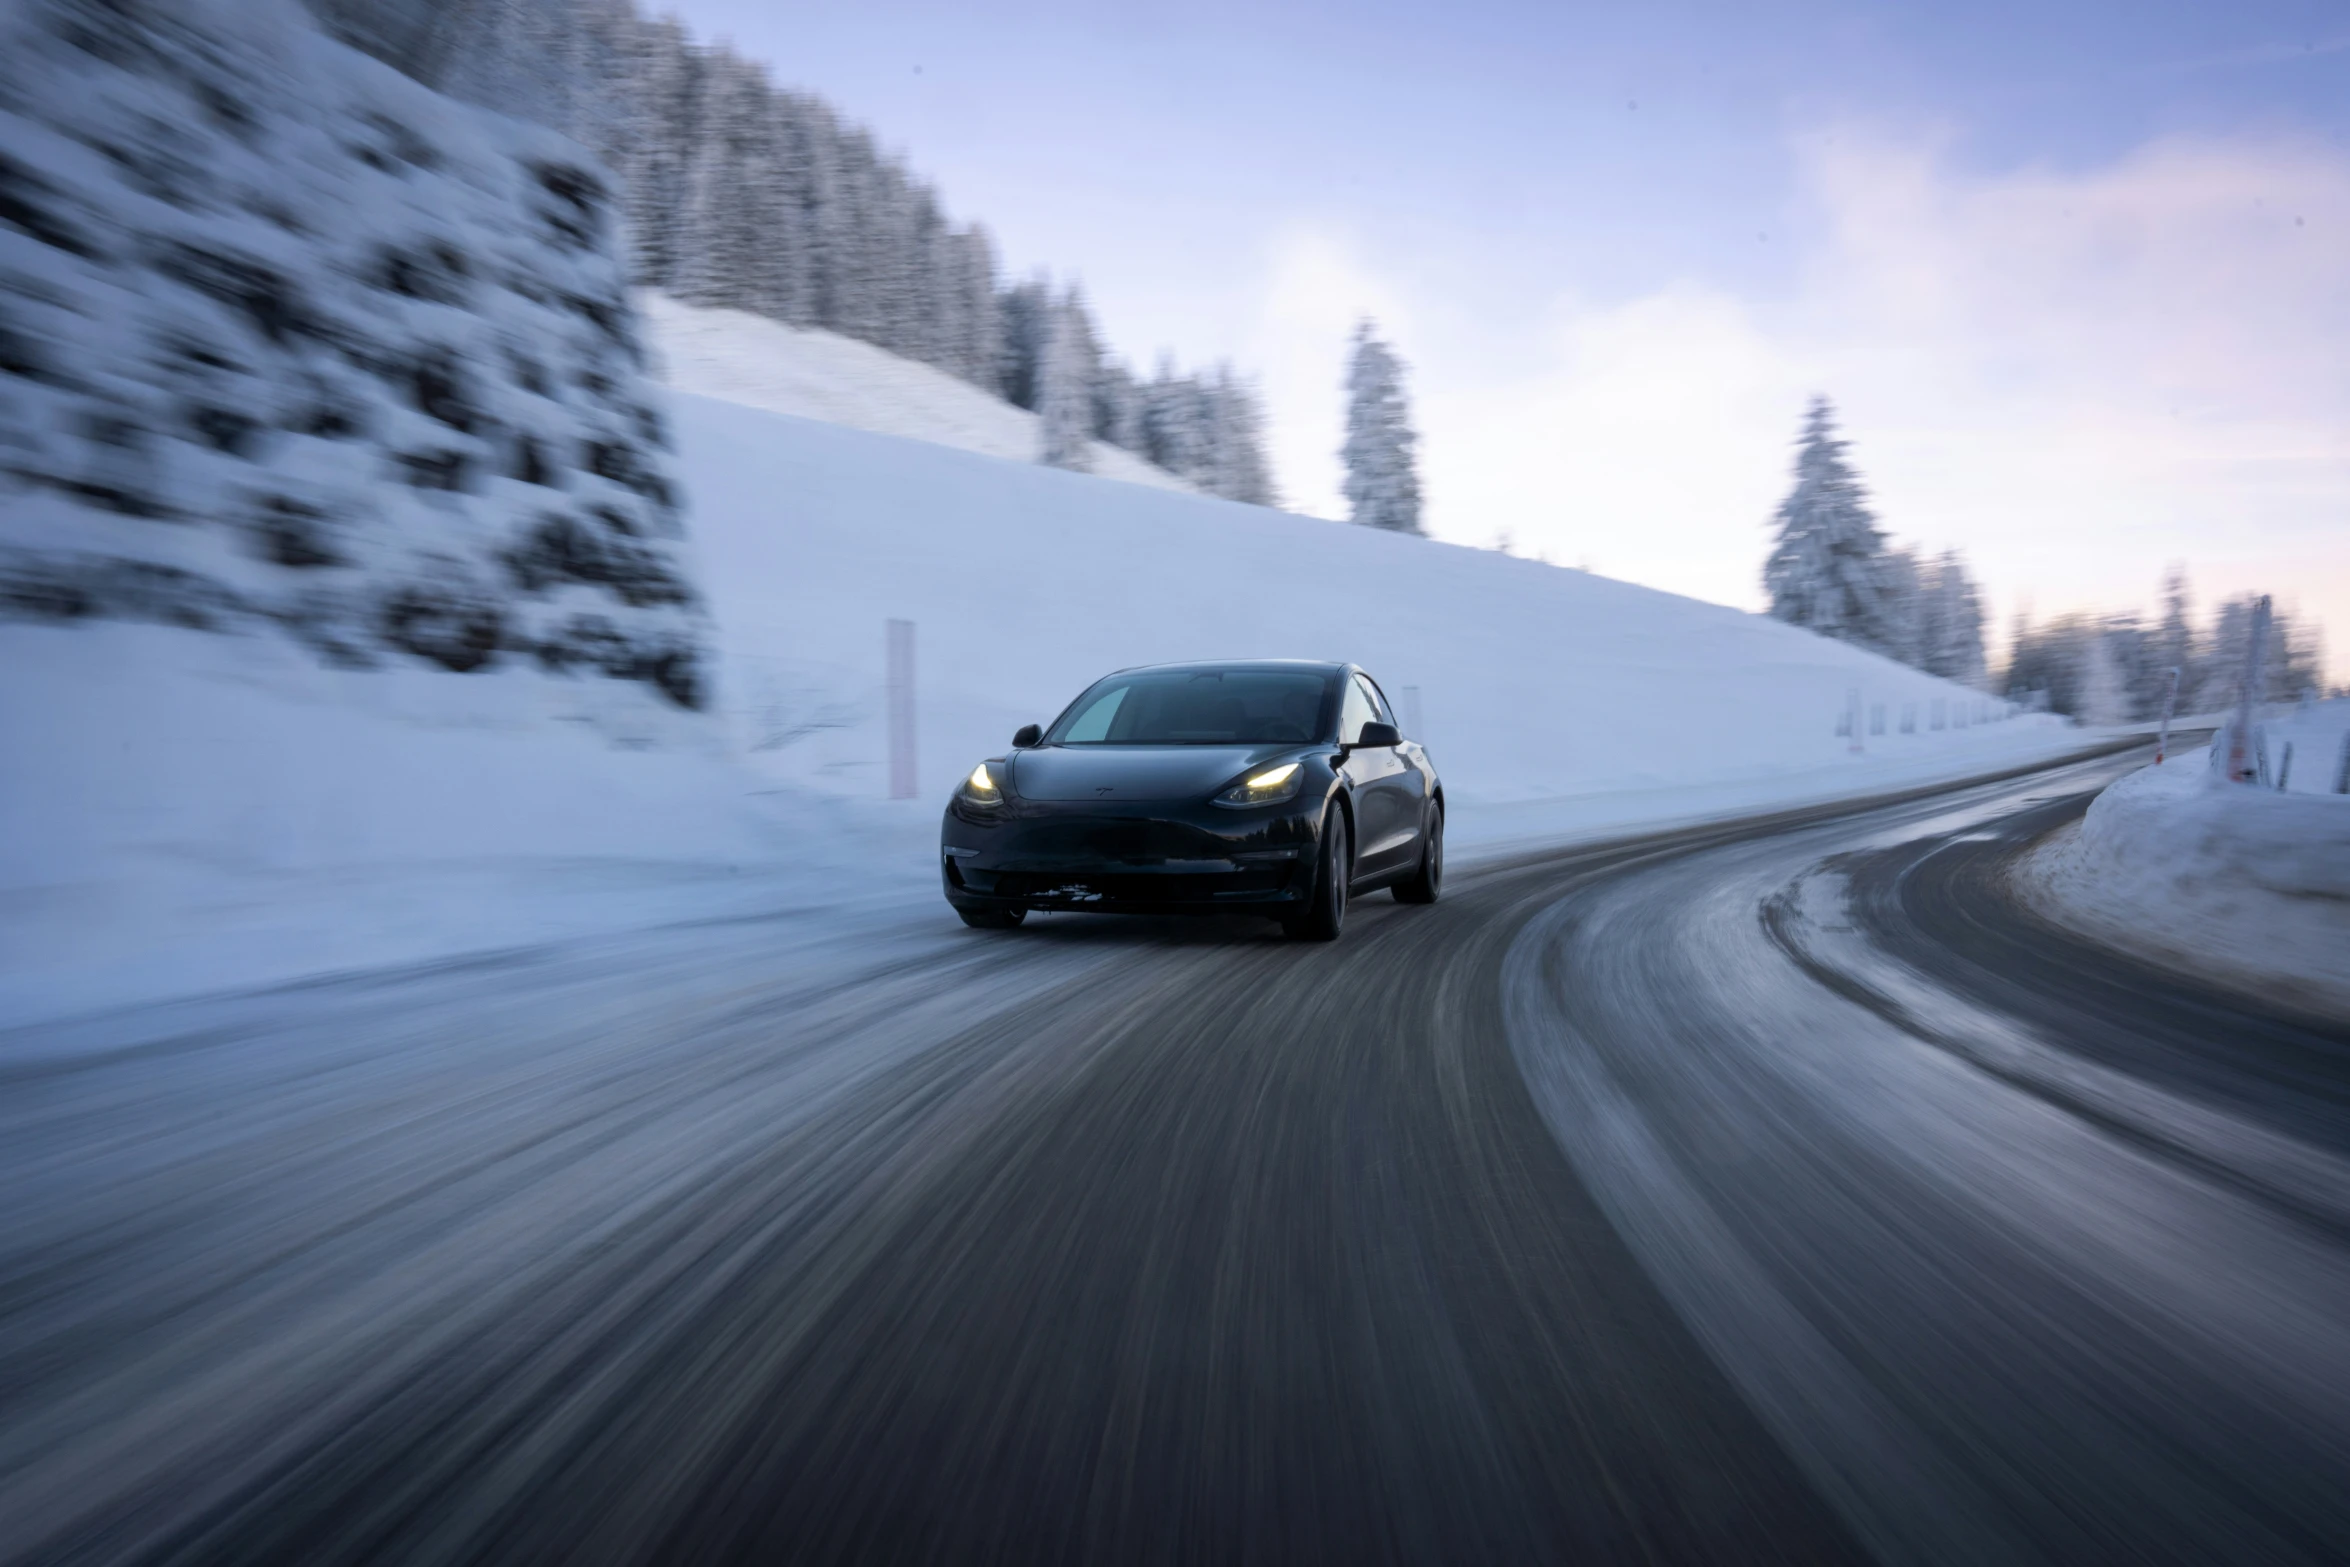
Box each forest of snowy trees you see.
[2005,569,2327,723]
[307,0,1276,501]
[1765,398,2329,719]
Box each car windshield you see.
[1047,669,1332,745]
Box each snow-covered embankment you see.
[2019,706,2350,1020]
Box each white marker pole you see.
[2224,595,2270,785]
[2154,666,2180,764]
[2333,731,2350,795]
[886,617,917,800]
[1848,687,1864,754]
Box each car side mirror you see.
[1354,721,1401,750]
[1011,723,1042,748]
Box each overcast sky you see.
[666,0,2350,675]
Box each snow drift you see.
[2021,710,2350,1020]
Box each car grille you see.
[1012,816,1221,862]
[990,867,1293,903]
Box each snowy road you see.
[6,748,2349,1563]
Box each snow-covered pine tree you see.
[1341,321,1422,533]
[1142,361,1207,481]
[1205,367,1277,506]
[1918,549,1987,685]
[1883,547,1925,668]
[946,225,1001,387]
[2076,628,2129,726]
[996,278,1051,410]
[674,54,777,313]
[1094,362,1144,454]
[2155,565,2196,701]
[1762,396,1901,656]
[1036,295,1093,471]
[612,12,698,290]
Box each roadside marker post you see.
[2154,666,2180,764]
[2223,595,2271,786]
[2334,732,2350,795]
[886,618,917,800]
[2277,741,2294,793]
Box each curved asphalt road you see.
[4,748,2348,1564]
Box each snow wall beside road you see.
[2023,717,2350,1020]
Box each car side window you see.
[1339,677,1378,745]
[1357,675,1398,732]
[1061,685,1128,742]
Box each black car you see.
[940,661,1442,940]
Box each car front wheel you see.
[1283,805,1348,942]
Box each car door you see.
[1340,674,1422,879]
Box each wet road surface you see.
[5,748,2347,1564]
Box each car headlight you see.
[1213,760,1304,808]
[958,762,1003,805]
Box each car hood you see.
[1009,745,1297,803]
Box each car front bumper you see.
[940,795,1320,914]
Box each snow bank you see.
[640,293,1194,495]
[2264,700,2350,796]
[0,620,920,1024]
[2020,724,2350,1019]
[678,392,2079,850]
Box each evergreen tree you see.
[2076,628,2129,726]
[613,13,698,289]
[1882,546,1924,667]
[1918,549,1987,685]
[1141,360,1207,481]
[1206,367,1277,507]
[1763,396,1901,656]
[1036,296,1093,471]
[2155,565,2196,701]
[996,278,1052,410]
[1341,320,1422,533]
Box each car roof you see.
[1102,659,1352,679]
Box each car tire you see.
[957,906,1027,930]
[1393,802,1443,904]
[1283,805,1349,942]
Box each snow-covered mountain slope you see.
[0,0,704,706]
[679,391,2075,847]
[640,293,1196,494]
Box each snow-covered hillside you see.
[677,393,2071,847]
[641,293,1195,494]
